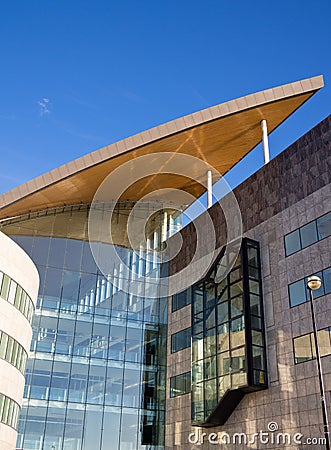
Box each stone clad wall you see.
[166,115,331,449]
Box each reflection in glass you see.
[0,203,170,449]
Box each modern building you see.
[0,75,329,449]
[0,231,39,450]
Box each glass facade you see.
[0,203,176,450]
[191,238,267,426]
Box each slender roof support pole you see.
[207,170,213,208]
[261,119,270,164]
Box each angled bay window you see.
[191,238,267,427]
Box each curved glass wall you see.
[0,203,179,450]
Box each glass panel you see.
[171,327,191,353]
[120,408,139,449]
[230,296,243,318]
[285,229,301,256]
[323,267,331,295]
[294,334,315,364]
[108,323,126,361]
[31,237,50,266]
[101,408,121,450]
[317,212,331,240]
[289,279,307,307]
[247,245,259,267]
[192,361,203,384]
[204,356,216,380]
[55,318,75,355]
[49,361,70,401]
[252,330,264,347]
[318,328,331,357]
[43,405,66,449]
[218,375,231,399]
[229,266,242,284]
[8,280,17,304]
[204,378,217,413]
[205,281,215,309]
[122,367,141,408]
[249,279,260,295]
[250,294,262,317]
[63,407,85,449]
[230,280,243,298]
[30,360,52,400]
[216,278,228,301]
[82,407,102,450]
[192,335,204,362]
[42,267,63,310]
[193,285,204,315]
[86,365,106,405]
[68,363,88,403]
[105,364,123,406]
[231,347,246,373]
[73,320,92,358]
[300,221,318,248]
[90,322,110,360]
[217,351,230,376]
[1,274,10,300]
[0,333,8,359]
[172,288,191,312]
[65,239,83,271]
[217,301,228,324]
[49,237,67,269]
[252,345,265,370]
[204,330,216,357]
[193,312,204,335]
[170,372,191,397]
[205,308,216,330]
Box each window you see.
[289,266,331,307]
[293,329,331,364]
[171,327,191,353]
[0,330,28,374]
[191,239,267,426]
[172,288,191,312]
[285,212,331,256]
[170,372,191,397]
[0,270,34,324]
[0,393,20,430]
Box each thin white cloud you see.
[37,98,51,116]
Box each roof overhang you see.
[0,75,324,220]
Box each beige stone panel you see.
[0,231,39,304]
[0,423,17,450]
[0,299,32,353]
[0,360,25,406]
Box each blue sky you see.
[0,0,330,196]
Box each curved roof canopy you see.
[0,75,324,220]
